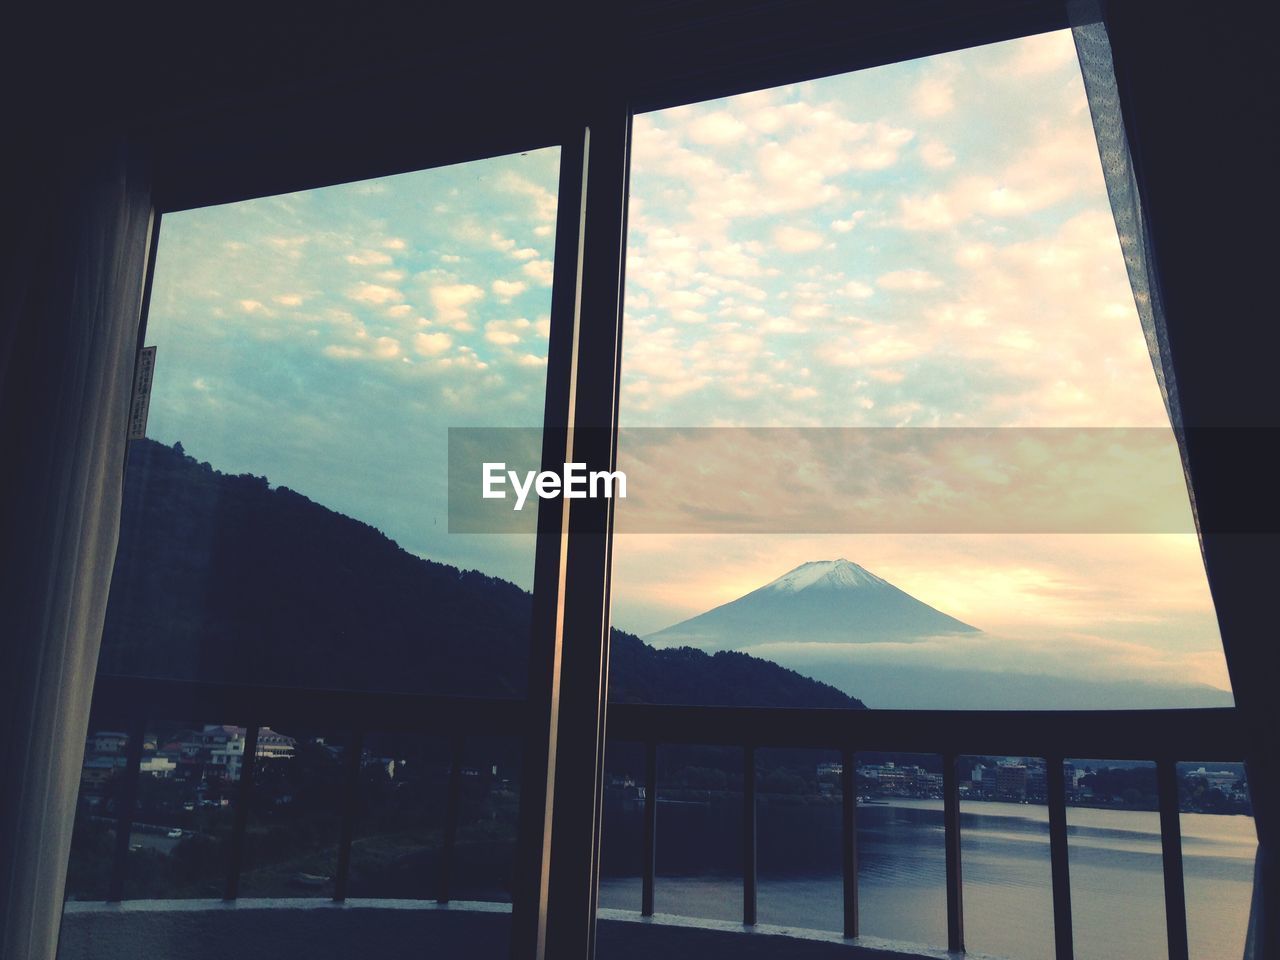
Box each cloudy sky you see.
[142,28,1231,702]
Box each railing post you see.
[840,746,859,939]
[332,727,364,902]
[1157,757,1190,960]
[106,712,147,902]
[642,741,657,916]
[942,751,964,953]
[439,735,465,904]
[1046,754,1074,960]
[224,723,259,900]
[744,744,757,926]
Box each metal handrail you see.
[85,674,1242,960]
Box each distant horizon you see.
[135,436,1231,709]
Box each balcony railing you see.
[82,674,1243,960]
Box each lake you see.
[598,798,1256,960]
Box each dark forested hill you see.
[98,439,862,709]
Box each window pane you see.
[853,752,947,949]
[66,147,558,960]
[610,28,1228,712]
[126,720,240,899]
[959,756,1054,960]
[64,725,132,901]
[598,740,646,912]
[1179,761,1257,960]
[653,745,745,924]
[1066,759,1166,960]
[449,735,522,903]
[100,148,558,698]
[600,26,1240,957]
[347,733,450,900]
[238,726,346,899]
[756,748,843,933]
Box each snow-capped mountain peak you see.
[646,557,977,653]
[763,558,889,593]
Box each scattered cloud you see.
[830,211,866,232]
[522,259,554,286]
[492,279,527,301]
[919,141,956,169]
[499,172,558,222]
[348,282,403,305]
[484,316,530,346]
[898,123,1101,230]
[840,281,875,299]
[429,283,484,325]
[413,331,453,356]
[688,111,749,145]
[912,73,954,117]
[346,249,393,266]
[773,225,825,253]
[323,344,362,359]
[877,269,943,291]
[371,336,400,359]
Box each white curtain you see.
[1070,5,1264,958]
[1070,0,1181,429]
[0,141,152,960]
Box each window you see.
[595,28,1244,959]
[55,12,1255,960]
[67,149,561,954]
[609,28,1228,714]
[104,149,560,698]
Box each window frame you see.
[122,6,1139,958]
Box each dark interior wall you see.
[6,1,1070,212]
[1105,5,1279,952]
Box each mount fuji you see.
[644,559,1233,709]
[646,558,978,653]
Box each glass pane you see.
[126,720,240,899]
[854,752,947,949]
[449,735,522,902]
[67,146,559,960]
[64,724,132,901]
[1179,761,1257,960]
[756,747,843,933]
[598,740,646,912]
[1066,759,1166,960]
[609,27,1229,714]
[347,733,450,899]
[959,756,1054,960]
[600,25,1242,956]
[100,146,559,696]
[238,726,346,898]
[653,745,745,923]
[345,734,521,903]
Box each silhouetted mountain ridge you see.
[98,439,862,709]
